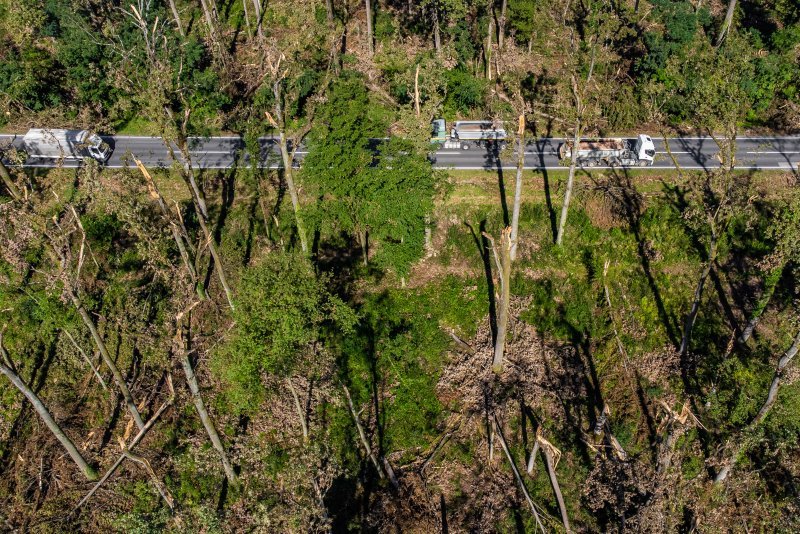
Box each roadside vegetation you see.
[1,0,799,532]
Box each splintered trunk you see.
[716,0,737,46]
[0,343,97,481]
[509,114,525,261]
[0,159,21,200]
[556,119,581,245]
[715,330,800,483]
[365,0,374,55]
[680,234,718,356]
[168,0,185,37]
[71,294,145,430]
[178,326,238,485]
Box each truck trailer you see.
[431,119,508,150]
[559,134,656,167]
[21,129,112,163]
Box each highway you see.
[1,134,799,172]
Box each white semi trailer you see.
[559,134,656,167]
[431,119,508,150]
[22,129,111,163]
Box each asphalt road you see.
[1,134,799,172]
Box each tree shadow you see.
[602,166,680,349]
[465,220,497,343]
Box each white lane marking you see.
[745,151,800,154]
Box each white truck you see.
[559,134,656,167]
[431,119,508,150]
[21,129,112,163]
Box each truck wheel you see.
[461,143,470,150]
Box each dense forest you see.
[1,0,800,531]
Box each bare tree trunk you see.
[269,83,309,254]
[287,377,309,441]
[342,383,387,481]
[494,416,546,534]
[414,64,421,117]
[168,0,185,37]
[539,436,570,532]
[166,130,235,310]
[242,0,251,36]
[486,16,493,80]
[134,159,198,282]
[715,330,800,483]
[178,325,238,485]
[432,4,441,52]
[556,118,581,245]
[716,0,737,46]
[498,0,507,50]
[0,338,98,481]
[365,0,374,55]
[199,0,216,36]
[509,114,525,261]
[679,234,718,356]
[0,158,21,200]
[278,132,308,254]
[326,0,334,22]
[71,294,145,430]
[252,0,264,39]
[484,227,512,373]
[74,381,174,513]
[63,329,107,390]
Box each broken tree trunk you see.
[716,0,737,46]
[414,64,421,117]
[365,0,374,55]
[135,158,198,282]
[537,429,571,532]
[493,416,546,534]
[342,382,399,488]
[556,119,581,246]
[0,337,98,481]
[287,377,309,442]
[0,158,21,200]
[177,314,238,485]
[63,329,107,390]
[484,227,512,373]
[168,0,185,37]
[166,130,235,310]
[73,378,175,512]
[715,329,800,483]
[509,114,525,261]
[71,293,145,430]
